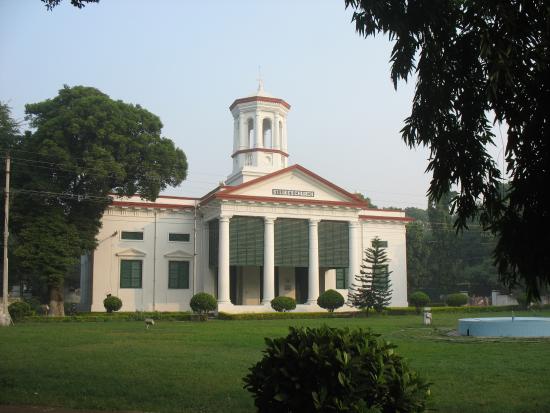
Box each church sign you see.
[272,189,315,198]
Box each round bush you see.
[270,296,296,312]
[103,295,122,313]
[317,289,345,312]
[409,291,430,313]
[8,301,32,321]
[244,325,430,412]
[190,292,217,314]
[445,293,468,307]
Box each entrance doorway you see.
[295,267,308,304]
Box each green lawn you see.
[1,311,550,413]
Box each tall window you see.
[120,260,142,288]
[335,268,348,289]
[168,261,189,289]
[263,118,272,148]
[121,231,143,241]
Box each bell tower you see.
[225,81,291,186]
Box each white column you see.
[255,113,263,148]
[262,217,275,305]
[239,115,248,149]
[281,119,287,152]
[232,117,238,152]
[273,113,280,149]
[218,215,231,304]
[307,219,320,304]
[348,221,361,289]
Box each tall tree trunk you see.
[48,285,64,316]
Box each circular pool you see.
[458,317,550,337]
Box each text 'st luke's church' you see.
[80,83,411,313]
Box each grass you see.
[1,311,550,413]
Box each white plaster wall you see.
[361,221,408,307]
[91,207,197,312]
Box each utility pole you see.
[1,153,12,326]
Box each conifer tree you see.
[348,237,393,315]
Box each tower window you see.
[263,118,272,148]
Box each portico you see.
[204,183,365,312]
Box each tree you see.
[9,85,187,315]
[371,239,393,312]
[0,103,20,154]
[354,192,378,209]
[348,237,393,315]
[42,0,99,10]
[344,1,550,299]
[12,208,81,315]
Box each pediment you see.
[164,249,194,259]
[223,165,364,204]
[116,248,146,257]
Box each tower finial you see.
[257,65,264,93]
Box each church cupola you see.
[225,80,291,186]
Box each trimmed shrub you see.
[317,289,345,312]
[409,291,430,313]
[445,293,468,307]
[270,296,296,312]
[103,295,122,313]
[8,301,32,321]
[244,325,430,412]
[190,292,217,315]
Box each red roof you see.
[229,96,291,110]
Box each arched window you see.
[247,118,254,148]
[263,118,272,148]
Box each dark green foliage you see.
[345,0,550,299]
[348,237,393,315]
[317,289,345,312]
[5,86,187,314]
[409,291,430,313]
[270,296,296,312]
[103,295,122,313]
[64,302,78,316]
[42,0,99,10]
[445,293,468,307]
[190,293,217,315]
[513,292,534,310]
[0,102,20,153]
[243,325,430,413]
[8,301,32,321]
[405,195,500,298]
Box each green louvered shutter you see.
[230,216,264,266]
[275,219,309,267]
[120,260,142,288]
[168,261,189,289]
[209,219,219,268]
[319,221,349,268]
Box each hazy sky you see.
[1,0,483,209]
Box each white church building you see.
[80,85,412,313]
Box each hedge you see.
[218,312,356,320]
[16,305,550,322]
[20,311,193,323]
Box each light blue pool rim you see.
[458,317,550,337]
